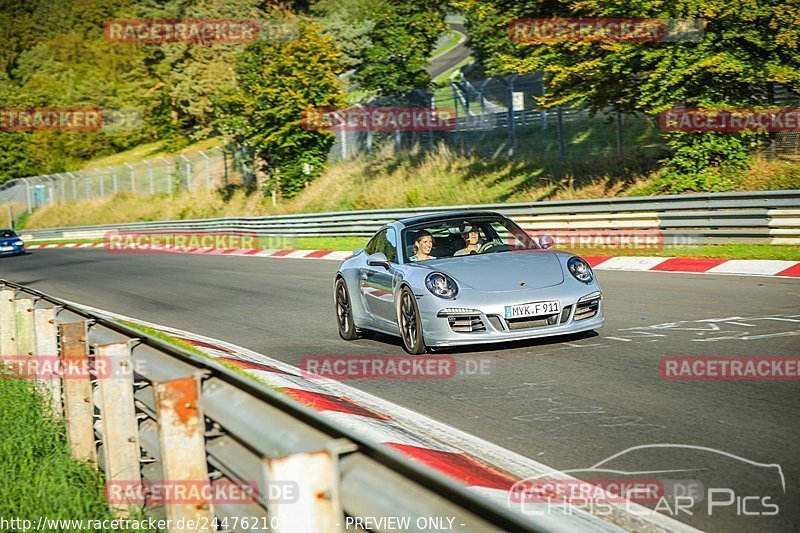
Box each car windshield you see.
[401,216,539,262]
[0,230,17,239]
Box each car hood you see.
[420,251,564,292]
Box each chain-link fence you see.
[0,145,256,227]
[330,74,800,163]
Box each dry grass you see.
[26,188,267,228]
[83,137,224,169]
[23,144,800,230]
[739,155,800,191]
[277,143,658,214]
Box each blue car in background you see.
[0,229,25,256]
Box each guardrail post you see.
[0,288,17,357]
[33,305,61,419]
[153,373,213,531]
[263,440,354,533]
[14,297,34,358]
[59,320,97,465]
[96,341,141,514]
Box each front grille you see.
[447,315,486,333]
[574,298,600,320]
[487,315,504,331]
[559,305,572,324]
[506,313,558,330]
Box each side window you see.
[365,229,397,263]
[364,230,385,256]
[384,228,397,263]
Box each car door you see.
[359,228,399,325]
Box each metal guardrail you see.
[0,280,542,532]
[20,190,800,246]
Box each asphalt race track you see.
[428,23,471,81]
[4,248,799,532]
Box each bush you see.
[640,133,762,194]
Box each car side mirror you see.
[538,234,555,250]
[367,252,391,269]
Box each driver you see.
[409,230,436,261]
[454,226,480,256]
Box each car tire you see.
[334,277,360,341]
[398,286,426,355]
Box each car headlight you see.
[12,240,23,246]
[567,257,593,283]
[425,272,458,299]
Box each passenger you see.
[454,226,480,256]
[409,230,436,261]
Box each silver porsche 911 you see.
[333,211,604,354]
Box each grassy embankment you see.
[26,144,800,228]
[0,376,154,531]
[20,138,800,261]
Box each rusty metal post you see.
[263,440,353,533]
[60,321,97,465]
[34,306,61,419]
[153,374,213,531]
[15,297,34,358]
[0,288,17,356]
[96,341,142,514]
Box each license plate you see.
[505,300,560,319]
[0,246,12,251]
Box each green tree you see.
[357,0,447,94]
[315,0,446,95]
[456,0,800,191]
[215,18,347,198]
[311,0,377,69]
[0,0,154,182]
